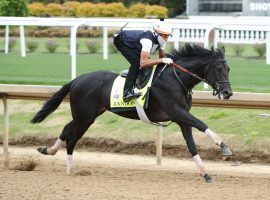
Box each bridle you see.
[204,57,231,96]
[171,57,231,96]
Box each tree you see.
[0,0,29,16]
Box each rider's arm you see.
[140,38,162,68]
[140,51,162,68]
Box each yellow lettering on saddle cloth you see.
[110,66,156,109]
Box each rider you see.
[113,19,173,102]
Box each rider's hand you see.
[161,58,173,65]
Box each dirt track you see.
[1,146,270,200]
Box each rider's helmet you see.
[153,19,172,36]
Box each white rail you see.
[2,17,270,80]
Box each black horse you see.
[31,44,233,183]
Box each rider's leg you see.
[123,62,141,101]
[113,35,141,101]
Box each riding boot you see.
[123,79,141,102]
[123,89,142,102]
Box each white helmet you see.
[153,21,172,36]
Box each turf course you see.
[0,37,270,92]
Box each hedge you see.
[27,2,168,18]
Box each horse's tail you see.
[30,81,73,124]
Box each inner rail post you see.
[2,95,9,168]
[156,125,163,165]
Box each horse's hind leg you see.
[64,119,95,173]
[37,121,72,156]
[37,109,104,173]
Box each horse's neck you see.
[176,59,207,90]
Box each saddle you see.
[120,67,154,89]
[110,67,156,112]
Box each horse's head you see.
[204,46,233,100]
[166,44,233,100]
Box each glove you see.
[161,58,173,65]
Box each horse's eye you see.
[216,65,224,72]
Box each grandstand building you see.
[187,0,270,16]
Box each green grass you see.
[0,53,128,85]
[0,100,269,145]
[1,37,270,92]
[0,37,270,146]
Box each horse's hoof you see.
[203,173,214,183]
[220,142,233,156]
[221,147,233,156]
[37,146,48,155]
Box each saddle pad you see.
[110,66,156,112]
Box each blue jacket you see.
[120,30,159,54]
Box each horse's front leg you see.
[170,107,233,156]
[179,123,214,183]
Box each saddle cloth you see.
[110,66,156,112]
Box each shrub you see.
[63,1,80,17]
[76,2,95,17]
[128,3,147,18]
[85,40,99,53]
[27,2,168,18]
[26,40,39,53]
[0,0,28,16]
[253,43,266,57]
[77,2,128,17]
[145,5,168,18]
[102,3,128,17]
[232,44,244,56]
[109,38,118,53]
[45,40,59,53]
[28,3,47,17]
[45,3,64,16]
[8,37,17,50]
[128,3,168,18]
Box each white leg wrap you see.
[51,138,63,151]
[67,154,73,173]
[205,128,222,146]
[193,154,206,175]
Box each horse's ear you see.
[210,45,216,56]
[211,46,214,52]
[222,46,225,55]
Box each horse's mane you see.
[166,43,223,61]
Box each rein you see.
[170,58,230,96]
[170,62,212,86]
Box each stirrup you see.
[123,90,141,102]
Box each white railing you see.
[1,16,270,80]
[0,17,217,80]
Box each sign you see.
[243,0,270,16]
